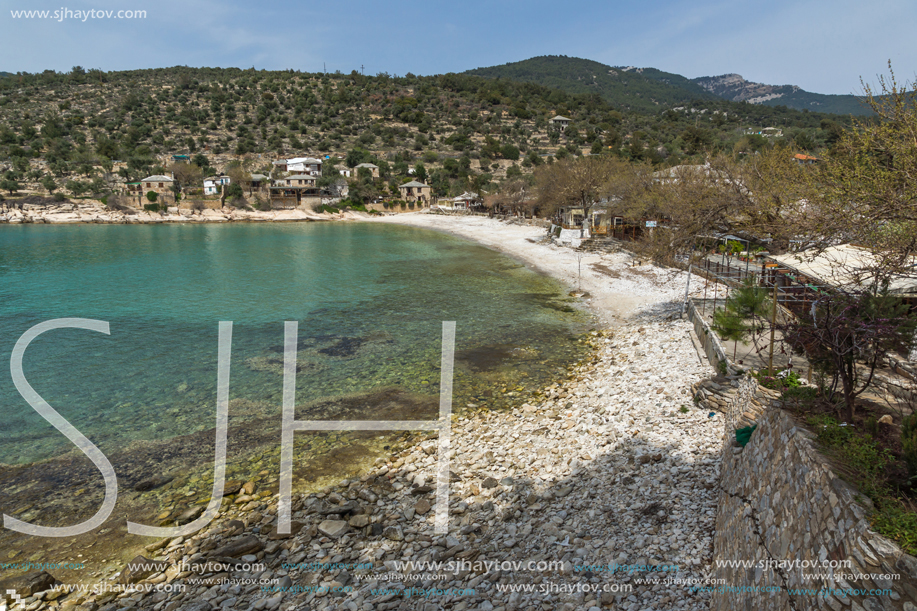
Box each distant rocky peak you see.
[692,73,786,103]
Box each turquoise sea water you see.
[0,222,590,467]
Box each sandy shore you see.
[370,213,699,324]
[2,213,724,611]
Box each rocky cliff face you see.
[692,74,799,104]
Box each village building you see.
[550,115,572,129]
[557,205,587,229]
[744,126,783,138]
[286,157,323,176]
[270,174,320,208]
[277,174,317,188]
[452,191,480,210]
[141,175,174,195]
[272,157,323,176]
[398,180,432,204]
[203,175,230,196]
[354,163,380,179]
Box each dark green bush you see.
[903,413,917,480]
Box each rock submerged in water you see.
[133,474,174,492]
[0,571,60,601]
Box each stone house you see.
[141,175,174,195]
[398,180,432,204]
[354,163,380,179]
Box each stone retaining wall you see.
[686,302,917,610]
[685,298,734,374]
[712,406,917,611]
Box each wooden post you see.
[712,277,718,314]
[768,278,778,376]
[702,260,708,316]
[681,263,692,317]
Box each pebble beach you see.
[3,214,724,611]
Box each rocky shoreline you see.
[2,217,723,611]
[0,201,361,224]
[3,325,721,611]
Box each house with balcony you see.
[398,180,432,205]
[285,157,323,176]
[270,174,320,208]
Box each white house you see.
[203,175,231,196]
[285,157,323,176]
[452,191,479,210]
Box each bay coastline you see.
[1,214,721,611]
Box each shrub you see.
[781,385,818,403]
[756,368,801,392]
[808,415,892,491]
[225,183,244,198]
[143,203,162,212]
[777,369,802,388]
[146,190,158,202]
[903,413,917,481]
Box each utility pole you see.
[361,64,364,76]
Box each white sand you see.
[369,213,700,325]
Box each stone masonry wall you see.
[685,295,917,611]
[712,406,917,611]
[685,298,736,376]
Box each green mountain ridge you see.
[465,56,873,116]
[465,56,719,114]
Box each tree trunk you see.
[840,357,856,423]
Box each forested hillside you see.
[0,65,850,201]
[468,56,872,116]
[466,56,717,113]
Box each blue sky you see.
[1,0,913,95]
